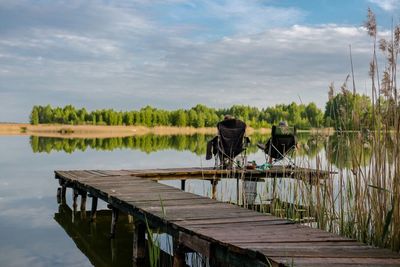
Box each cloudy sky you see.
[0,0,399,122]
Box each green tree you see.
[174,110,187,127]
[28,103,327,130]
[30,106,39,125]
[305,103,323,127]
[324,91,372,130]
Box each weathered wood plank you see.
[54,168,400,267]
[56,165,334,182]
[256,246,400,258]
[269,256,400,267]
[174,216,284,226]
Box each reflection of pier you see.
[55,168,400,267]
[54,204,135,267]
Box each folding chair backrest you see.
[268,125,297,160]
[217,119,246,159]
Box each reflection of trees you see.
[325,133,373,169]
[30,133,328,157]
[30,135,212,155]
[30,134,266,155]
[252,132,322,158]
[301,135,326,158]
[294,133,323,158]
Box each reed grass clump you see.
[255,9,400,252]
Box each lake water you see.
[0,133,396,266]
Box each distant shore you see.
[0,123,333,138]
[0,123,273,138]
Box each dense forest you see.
[30,88,396,130]
[30,102,324,129]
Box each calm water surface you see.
[0,135,221,267]
[0,133,383,266]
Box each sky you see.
[1,0,400,122]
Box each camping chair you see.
[206,118,250,169]
[257,125,297,166]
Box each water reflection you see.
[30,134,214,155]
[54,204,136,267]
[30,133,317,155]
[29,133,385,169]
[0,131,397,267]
[325,132,373,169]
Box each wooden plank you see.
[175,216,284,226]
[56,166,334,182]
[54,168,400,267]
[269,256,400,267]
[121,195,206,202]
[131,202,235,212]
[256,246,400,258]
[126,197,217,207]
[179,231,211,258]
[184,220,293,230]
[234,241,362,248]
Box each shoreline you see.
[0,123,333,138]
[0,123,273,138]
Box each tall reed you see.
[256,9,400,251]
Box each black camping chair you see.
[206,118,250,169]
[257,125,297,166]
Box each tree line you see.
[29,102,324,129]
[30,91,396,130]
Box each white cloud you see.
[0,24,378,120]
[368,0,400,11]
[0,0,384,121]
[204,0,305,34]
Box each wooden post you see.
[58,179,67,204]
[72,189,79,212]
[133,221,146,264]
[80,192,87,211]
[212,180,218,200]
[80,191,87,219]
[181,179,186,191]
[236,176,240,205]
[71,188,79,223]
[57,187,62,204]
[61,185,66,201]
[110,207,119,238]
[57,186,67,204]
[90,196,98,222]
[173,237,186,267]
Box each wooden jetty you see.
[116,166,333,180]
[55,167,400,267]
